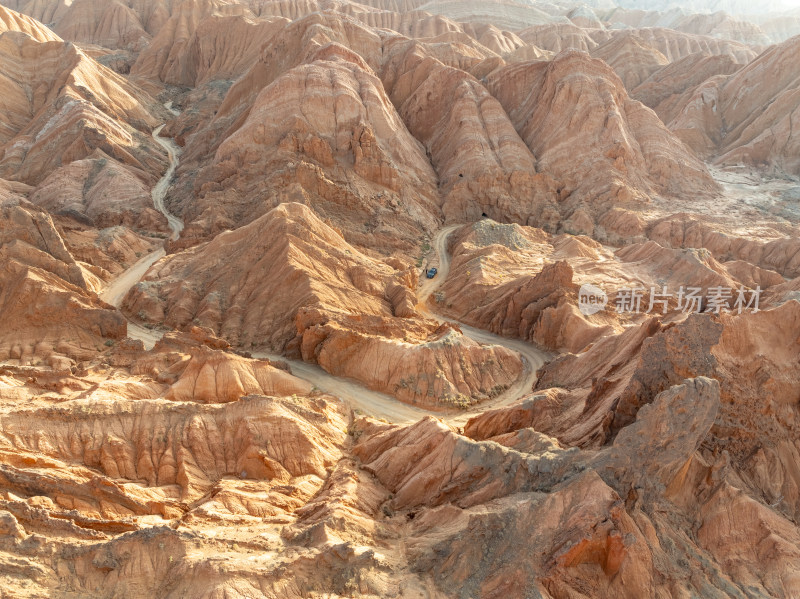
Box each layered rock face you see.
[458,301,800,595]
[124,203,522,407]
[50,0,152,50]
[432,218,778,355]
[667,35,800,173]
[3,0,173,48]
[432,220,614,354]
[190,46,441,253]
[0,29,165,185]
[631,52,744,123]
[486,50,719,231]
[0,197,126,366]
[591,31,671,90]
[528,300,800,520]
[381,39,561,229]
[2,0,800,597]
[648,213,800,278]
[152,7,728,250]
[0,3,60,41]
[29,154,169,231]
[130,0,262,83]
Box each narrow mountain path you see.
[416,226,550,424]
[253,225,550,425]
[100,114,549,424]
[99,116,183,350]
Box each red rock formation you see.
[669,35,800,173]
[1,3,799,596]
[0,198,126,365]
[487,50,719,228]
[0,31,165,185]
[381,39,560,228]
[648,213,800,278]
[591,31,670,90]
[169,20,441,251]
[51,0,151,50]
[30,153,168,231]
[125,203,521,406]
[132,12,281,85]
[0,3,61,41]
[632,52,744,124]
[129,0,253,81]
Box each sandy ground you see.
[150,124,184,241]
[642,166,800,240]
[99,247,165,308]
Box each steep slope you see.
[51,0,151,50]
[590,31,670,90]
[2,0,175,40]
[0,3,60,41]
[0,0,72,26]
[29,153,169,231]
[129,0,253,82]
[132,14,283,87]
[0,197,126,366]
[669,35,800,173]
[486,50,718,232]
[381,39,560,229]
[617,26,756,63]
[0,31,165,185]
[674,10,771,45]
[517,22,599,53]
[160,12,418,249]
[183,44,440,252]
[632,52,744,124]
[124,203,522,407]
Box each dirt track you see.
[101,122,549,423]
[99,119,183,351]
[253,225,550,424]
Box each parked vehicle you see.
[426,267,438,279]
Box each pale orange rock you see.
[52,0,151,50]
[30,153,167,231]
[0,198,126,364]
[382,39,560,229]
[125,203,521,406]
[0,3,61,41]
[487,50,719,228]
[0,31,165,185]
[669,35,800,174]
[0,3,799,597]
[174,33,440,252]
[163,345,314,403]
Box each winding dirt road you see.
[150,124,183,241]
[100,120,183,349]
[100,117,549,423]
[255,226,550,425]
[416,225,549,423]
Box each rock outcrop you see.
[381,39,560,229]
[668,35,800,173]
[0,197,126,365]
[125,203,522,407]
[0,3,61,41]
[1,2,800,597]
[30,153,168,231]
[486,50,719,229]
[0,30,165,185]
